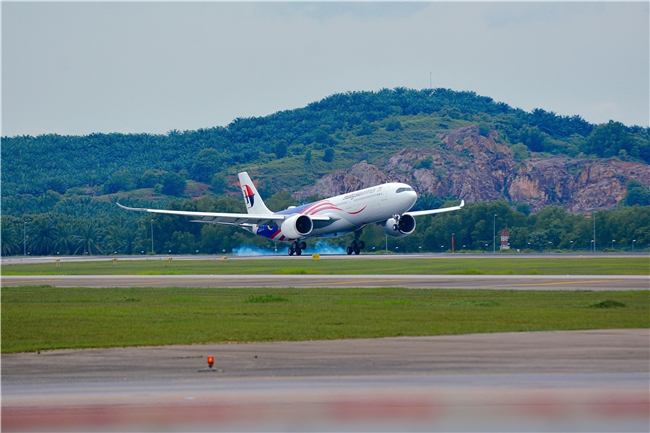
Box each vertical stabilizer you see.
[238,172,273,215]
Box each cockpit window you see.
[396,187,414,193]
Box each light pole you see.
[632,239,636,252]
[23,220,27,256]
[592,211,596,253]
[611,240,615,250]
[150,219,154,254]
[493,214,497,253]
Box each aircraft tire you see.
[359,240,365,249]
[296,248,302,256]
[346,246,353,255]
[300,241,307,250]
[288,247,294,256]
[354,247,361,255]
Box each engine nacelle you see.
[281,214,313,239]
[384,214,416,238]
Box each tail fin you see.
[238,172,272,215]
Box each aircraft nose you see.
[407,190,417,206]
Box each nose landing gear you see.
[392,214,400,231]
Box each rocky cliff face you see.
[294,125,649,214]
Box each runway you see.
[2,252,647,265]
[3,274,648,290]
[2,330,648,432]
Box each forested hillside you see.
[2,88,649,256]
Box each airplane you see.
[117,172,464,256]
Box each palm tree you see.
[52,217,76,255]
[73,219,105,255]
[1,217,21,256]
[27,215,57,255]
[105,215,139,254]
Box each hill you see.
[1,88,648,256]
[2,87,648,218]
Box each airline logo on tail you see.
[242,185,255,208]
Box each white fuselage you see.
[253,183,418,242]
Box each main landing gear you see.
[288,241,307,256]
[346,239,365,255]
[346,230,365,255]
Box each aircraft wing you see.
[117,203,330,226]
[404,200,465,217]
[117,203,285,226]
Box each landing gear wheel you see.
[347,237,364,256]
[290,241,303,256]
[300,241,307,250]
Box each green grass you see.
[587,299,627,309]
[272,268,323,275]
[244,294,291,303]
[2,257,648,276]
[2,286,648,353]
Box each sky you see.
[2,1,648,137]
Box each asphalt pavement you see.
[3,330,648,432]
[3,274,648,290]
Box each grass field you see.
[2,286,648,353]
[2,257,648,276]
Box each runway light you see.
[207,356,214,368]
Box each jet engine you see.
[281,214,313,239]
[384,214,416,238]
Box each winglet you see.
[116,202,148,212]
